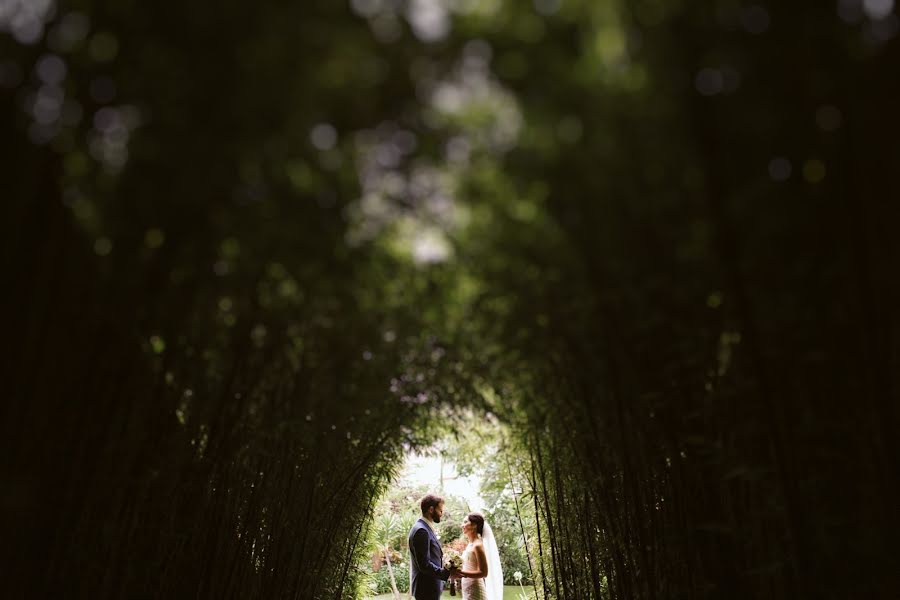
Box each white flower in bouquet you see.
[444,549,463,596]
[443,549,462,571]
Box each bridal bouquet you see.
[444,549,462,571]
[444,550,462,596]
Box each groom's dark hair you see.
[420,493,443,515]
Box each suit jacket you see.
[408,518,450,600]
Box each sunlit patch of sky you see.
[400,450,487,513]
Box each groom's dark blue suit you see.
[408,518,450,600]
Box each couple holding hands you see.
[407,494,503,600]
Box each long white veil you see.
[481,521,504,600]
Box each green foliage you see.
[486,499,534,586]
[365,561,410,596]
[434,418,536,586]
[435,493,471,542]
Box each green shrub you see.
[368,560,410,595]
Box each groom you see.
[408,493,457,599]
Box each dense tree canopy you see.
[2,0,898,598]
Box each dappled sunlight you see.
[344,37,523,267]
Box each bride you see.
[453,513,504,600]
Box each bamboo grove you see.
[2,1,898,599]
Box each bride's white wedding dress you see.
[461,542,488,600]
[460,521,503,600]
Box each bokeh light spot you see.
[740,6,771,34]
[533,0,561,16]
[802,159,826,183]
[213,260,230,276]
[412,228,451,265]
[407,0,450,42]
[863,0,895,19]
[149,335,166,354]
[94,237,113,256]
[351,0,383,18]
[49,12,90,52]
[220,237,241,258]
[145,228,165,249]
[32,84,64,125]
[89,33,119,62]
[865,13,899,42]
[720,66,741,93]
[815,105,842,132]
[1,0,55,45]
[36,54,67,85]
[839,0,865,23]
[310,123,338,150]
[768,157,792,181]
[707,292,724,309]
[695,68,724,96]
